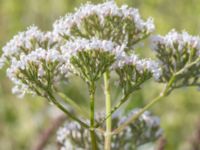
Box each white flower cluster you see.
[57,122,82,143]
[118,109,161,136]
[0,25,59,69]
[61,38,126,81]
[151,29,200,54]
[61,38,125,60]
[7,48,64,97]
[2,26,41,59]
[151,29,200,86]
[53,1,154,38]
[116,109,162,146]
[114,54,162,80]
[57,121,92,150]
[1,1,158,97]
[137,59,162,81]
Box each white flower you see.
[38,66,45,77]
[137,59,162,80]
[53,1,154,38]
[41,31,60,48]
[113,53,139,69]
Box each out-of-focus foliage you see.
[0,0,200,150]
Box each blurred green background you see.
[0,0,200,150]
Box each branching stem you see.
[113,75,176,134]
[95,93,130,128]
[46,91,89,129]
[58,92,90,118]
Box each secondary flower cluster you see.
[0,26,59,68]
[114,54,161,94]
[117,109,162,147]
[53,1,154,50]
[57,109,162,150]
[7,48,64,97]
[151,29,200,89]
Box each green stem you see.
[89,82,98,150]
[113,93,164,134]
[47,91,89,129]
[104,72,112,150]
[58,92,90,118]
[95,93,130,128]
[175,57,200,76]
[113,76,176,135]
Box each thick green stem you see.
[89,82,98,150]
[104,72,112,150]
[90,129,98,150]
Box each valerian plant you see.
[0,1,200,150]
